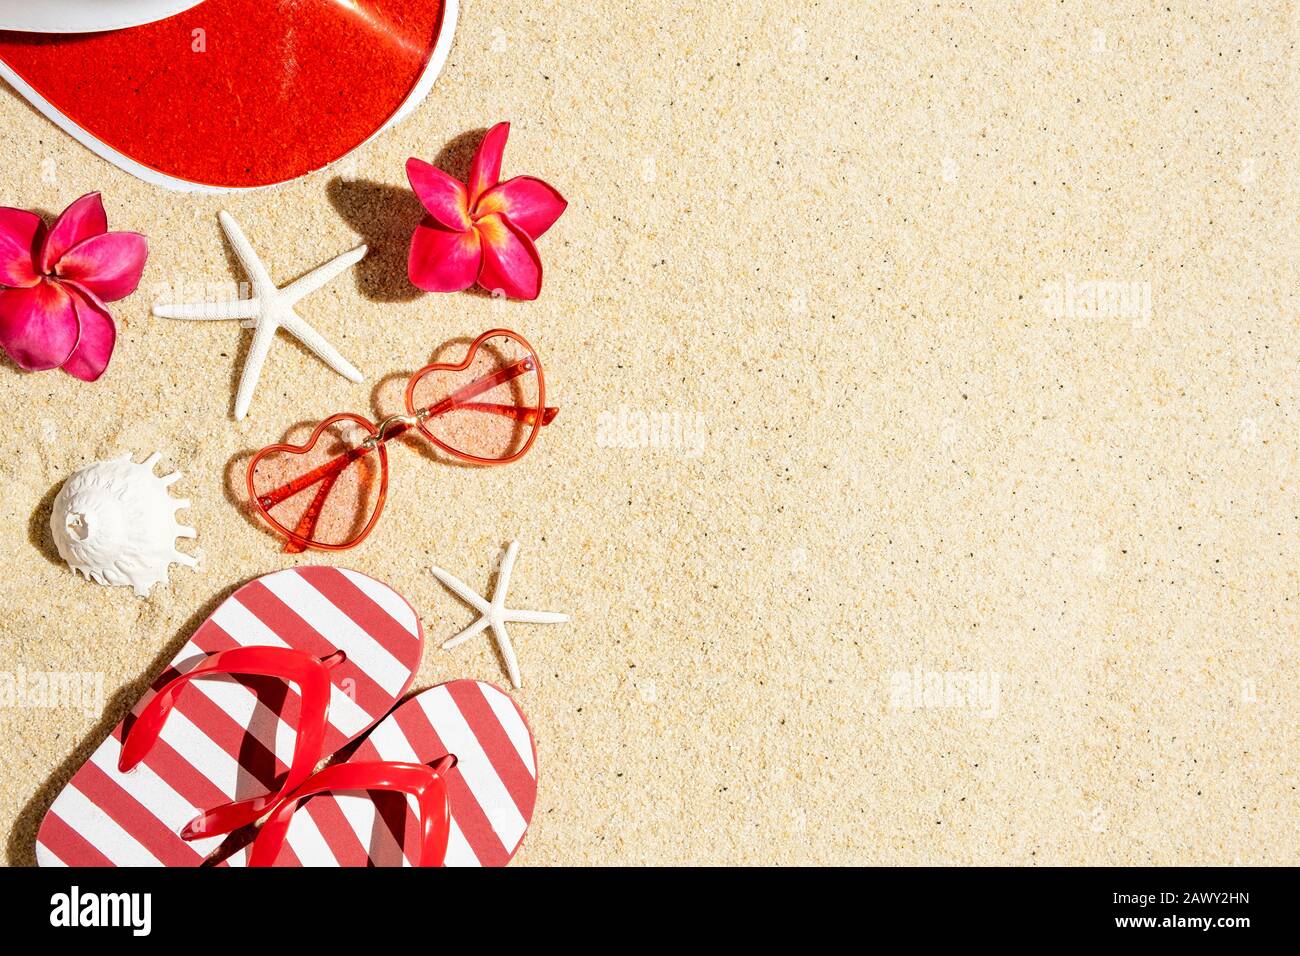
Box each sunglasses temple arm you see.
[417,358,557,424]
[417,358,531,418]
[452,402,559,425]
[281,466,344,553]
[256,442,374,510]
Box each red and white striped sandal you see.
[35,567,424,867]
[249,680,538,866]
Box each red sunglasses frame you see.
[246,328,556,552]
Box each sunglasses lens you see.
[408,333,544,461]
[250,417,384,549]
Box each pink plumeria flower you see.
[0,192,147,381]
[407,122,566,300]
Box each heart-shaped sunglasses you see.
[246,329,557,551]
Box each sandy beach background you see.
[1,1,1296,864]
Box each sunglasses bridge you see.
[361,409,432,449]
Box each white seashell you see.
[50,452,198,597]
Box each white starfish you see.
[432,541,569,689]
[152,211,366,420]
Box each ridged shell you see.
[50,452,197,597]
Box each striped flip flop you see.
[35,567,424,867]
[251,681,538,866]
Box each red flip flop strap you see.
[249,759,453,867]
[117,645,344,839]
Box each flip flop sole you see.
[36,567,424,866]
[275,680,538,866]
[0,0,456,190]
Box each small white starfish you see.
[432,541,569,689]
[152,211,366,420]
